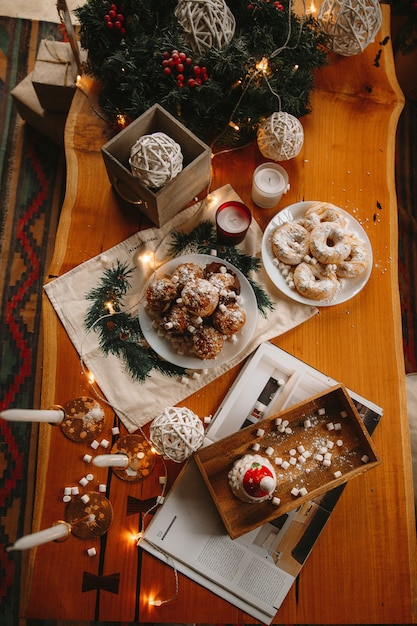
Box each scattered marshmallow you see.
[361,454,370,464]
[256,428,265,437]
[63,495,71,503]
[336,439,343,447]
[87,547,97,557]
[304,418,312,428]
[326,422,335,431]
[158,476,167,484]
[289,457,297,465]
[98,484,106,493]
[265,446,274,457]
[289,449,297,456]
[281,460,290,469]
[275,417,282,426]
[90,440,99,450]
[111,426,120,435]
[340,410,348,418]
[297,445,305,454]
[204,415,212,424]
[334,470,342,479]
[323,459,332,467]
[79,476,89,487]
[252,442,260,452]
[272,497,281,506]
[318,408,326,416]
[64,487,72,495]
[81,494,90,504]
[71,486,79,495]
[299,487,308,496]
[285,427,293,434]
[326,440,334,449]
[83,454,93,463]
[86,473,94,481]
[334,422,342,431]
[291,487,299,496]
[275,457,283,465]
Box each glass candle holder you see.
[216,201,252,245]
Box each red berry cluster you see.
[248,0,284,10]
[162,49,209,89]
[104,3,126,35]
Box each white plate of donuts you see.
[138,254,258,369]
[261,201,373,306]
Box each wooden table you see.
[23,6,417,623]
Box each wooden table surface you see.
[23,6,417,623]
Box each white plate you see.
[138,254,258,369]
[261,201,373,306]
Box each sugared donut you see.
[212,303,246,335]
[160,304,193,334]
[336,235,369,278]
[181,278,219,317]
[170,262,204,290]
[305,202,348,228]
[293,261,339,301]
[146,277,177,313]
[309,222,351,265]
[191,326,224,359]
[271,222,310,265]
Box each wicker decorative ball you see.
[317,0,382,57]
[175,0,236,54]
[257,112,304,161]
[149,406,205,463]
[129,132,183,189]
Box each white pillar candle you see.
[92,454,129,468]
[252,163,289,209]
[0,408,64,423]
[7,522,70,551]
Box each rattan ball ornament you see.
[317,0,382,56]
[149,406,205,463]
[175,0,236,54]
[257,112,304,161]
[129,132,183,189]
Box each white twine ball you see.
[149,406,205,463]
[129,132,183,189]
[317,0,382,57]
[257,112,304,161]
[175,0,236,54]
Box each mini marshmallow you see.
[252,442,260,451]
[265,446,274,456]
[90,440,99,449]
[285,427,292,434]
[111,426,120,435]
[64,487,72,495]
[326,440,334,449]
[278,425,286,433]
[272,497,281,506]
[158,476,167,484]
[297,455,306,464]
[98,484,106,492]
[71,486,79,495]
[256,428,265,437]
[289,457,297,465]
[361,454,370,464]
[320,446,328,454]
[81,494,90,504]
[282,420,289,427]
[299,487,308,496]
[318,408,326,415]
[137,452,145,459]
[326,422,335,431]
[83,454,92,463]
[304,418,311,428]
[340,410,348,418]
[79,477,89,487]
[181,376,189,385]
[275,417,282,426]
[297,445,305,454]
[336,439,343,447]
[86,473,94,481]
[281,460,290,470]
[334,422,342,431]
[302,450,311,459]
[314,454,324,462]
[323,459,331,467]
[87,547,97,557]
[192,372,201,380]
[334,470,342,478]
[324,452,332,460]
[203,415,211,424]
[63,495,71,503]
[275,457,283,465]
[291,487,299,496]
[289,449,297,456]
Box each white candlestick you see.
[252,163,289,209]
[0,408,64,423]
[7,522,70,551]
[92,454,129,468]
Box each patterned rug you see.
[0,14,416,626]
[0,17,66,626]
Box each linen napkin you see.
[44,184,317,431]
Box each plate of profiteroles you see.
[138,254,258,368]
[261,201,373,306]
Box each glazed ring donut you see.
[336,236,369,278]
[271,222,310,265]
[293,262,339,301]
[309,222,351,265]
[305,202,348,228]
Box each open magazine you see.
[139,342,383,623]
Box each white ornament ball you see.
[175,0,236,54]
[317,0,382,57]
[149,406,205,463]
[129,132,183,189]
[257,112,304,161]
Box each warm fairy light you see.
[150,445,160,455]
[228,121,240,132]
[149,599,163,607]
[293,64,299,72]
[306,1,316,14]
[131,531,143,545]
[105,301,115,315]
[86,371,96,385]
[138,251,155,266]
[256,57,269,73]
[116,113,127,129]
[76,74,82,87]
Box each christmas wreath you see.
[76,0,328,146]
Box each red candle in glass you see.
[215,201,252,245]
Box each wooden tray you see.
[194,384,381,539]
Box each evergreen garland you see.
[75,0,328,146]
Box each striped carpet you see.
[0,14,416,626]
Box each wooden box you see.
[194,384,381,539]
[101,104,212,227]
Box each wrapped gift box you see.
[32,39,86,113]
[11,72,66,145]
[101,103,212,228]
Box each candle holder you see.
[58,397,105,443]
[251,163,289,209]
[215,201,252,245]
[65,492,113,539]
[110,434,156,482]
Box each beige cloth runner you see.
[44,185,317,431]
